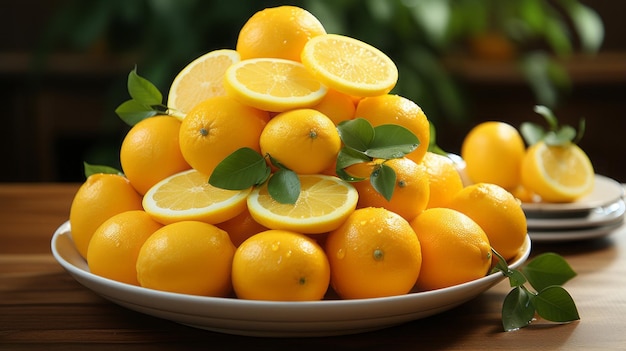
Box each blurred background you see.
[2,0,625,183]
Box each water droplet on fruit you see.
[336,249,345,259]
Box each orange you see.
[461,121,526,190]
[224,58,327,112]
[167,49,241,117]
[325,207,422,299]
[352,157,430,222]
[409,208,492,291]
[87,210,163,285]
[259,108,341,174]
[247,174,358,234]
[521,140,594,202]
[236,5,326,62]
[446,183,527,261]
[136,221,235,296]
[69,173,143,259]
[355,94,431,164]
[420,152,464,209]
[231,229,330,301]
[120,115,190,195]
[178,95,269,176]
[143,169,251,225]
[311,89,356,125]
[301,33,398,97]
[215,206,269,247]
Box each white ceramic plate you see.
[526,199,626,229]
[522,175,624,215]
[529,218,624,242]
[51,221,531,337]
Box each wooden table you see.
[2,183,625,350]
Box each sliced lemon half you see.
[143,169,251,224]
[247,174,358,234]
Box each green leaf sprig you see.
[208,147,301,204]
[83,162,123,179]
[115,67,170,126]
[334,118,420,201]
[491,250,580,331]
[520,105,586,146]
[209,118,421,204]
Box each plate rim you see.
[51,220,531,336]
[521,174,624,213]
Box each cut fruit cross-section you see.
[224,58,327,112]
[143,169,251,224]
[300,34,398,98]
[167,49,241,118]
[247,174,358,234]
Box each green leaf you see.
[208,148,270,190]
[366,124,420,159]
[268,169,301,204]
[336,148,370,181]
[128,68,163,106]
[574,118,586,144]
[337,118,375,152]
[520,122,545,146]
[534,286,580,323]
[565,2,604,53]
[544,126,576,146]
[502,287,535,331]
[534,105,558,130]
[507,269,528,288]
[370,163,396,201]
[522,253,577,292]
[115,99,158,126]
[83,162,123,178]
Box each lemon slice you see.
[247,174,358,234]
[167,49,241,118]
[521,141,595,202]
[143,169,251,224]
[224,58,327,112]
[300,34,398,97]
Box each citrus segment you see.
[143,169,251,225]
[247,174,358,234]
[167,49,241,117]
[300,34,398,97]
[521,141,594,202]
[224,58,327,112]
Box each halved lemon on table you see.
[143,169,251,224]
[521,140,595,202]
[247,174,358,234]
[167,49,241,118]
[224,57,327,112]
[300,33,398,97]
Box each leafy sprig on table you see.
[491,249,580,331]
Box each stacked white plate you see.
[523,175,625,242]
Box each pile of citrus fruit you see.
[68,5,529,301]
[460,106,595,204]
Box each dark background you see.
[2,0,625,183]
